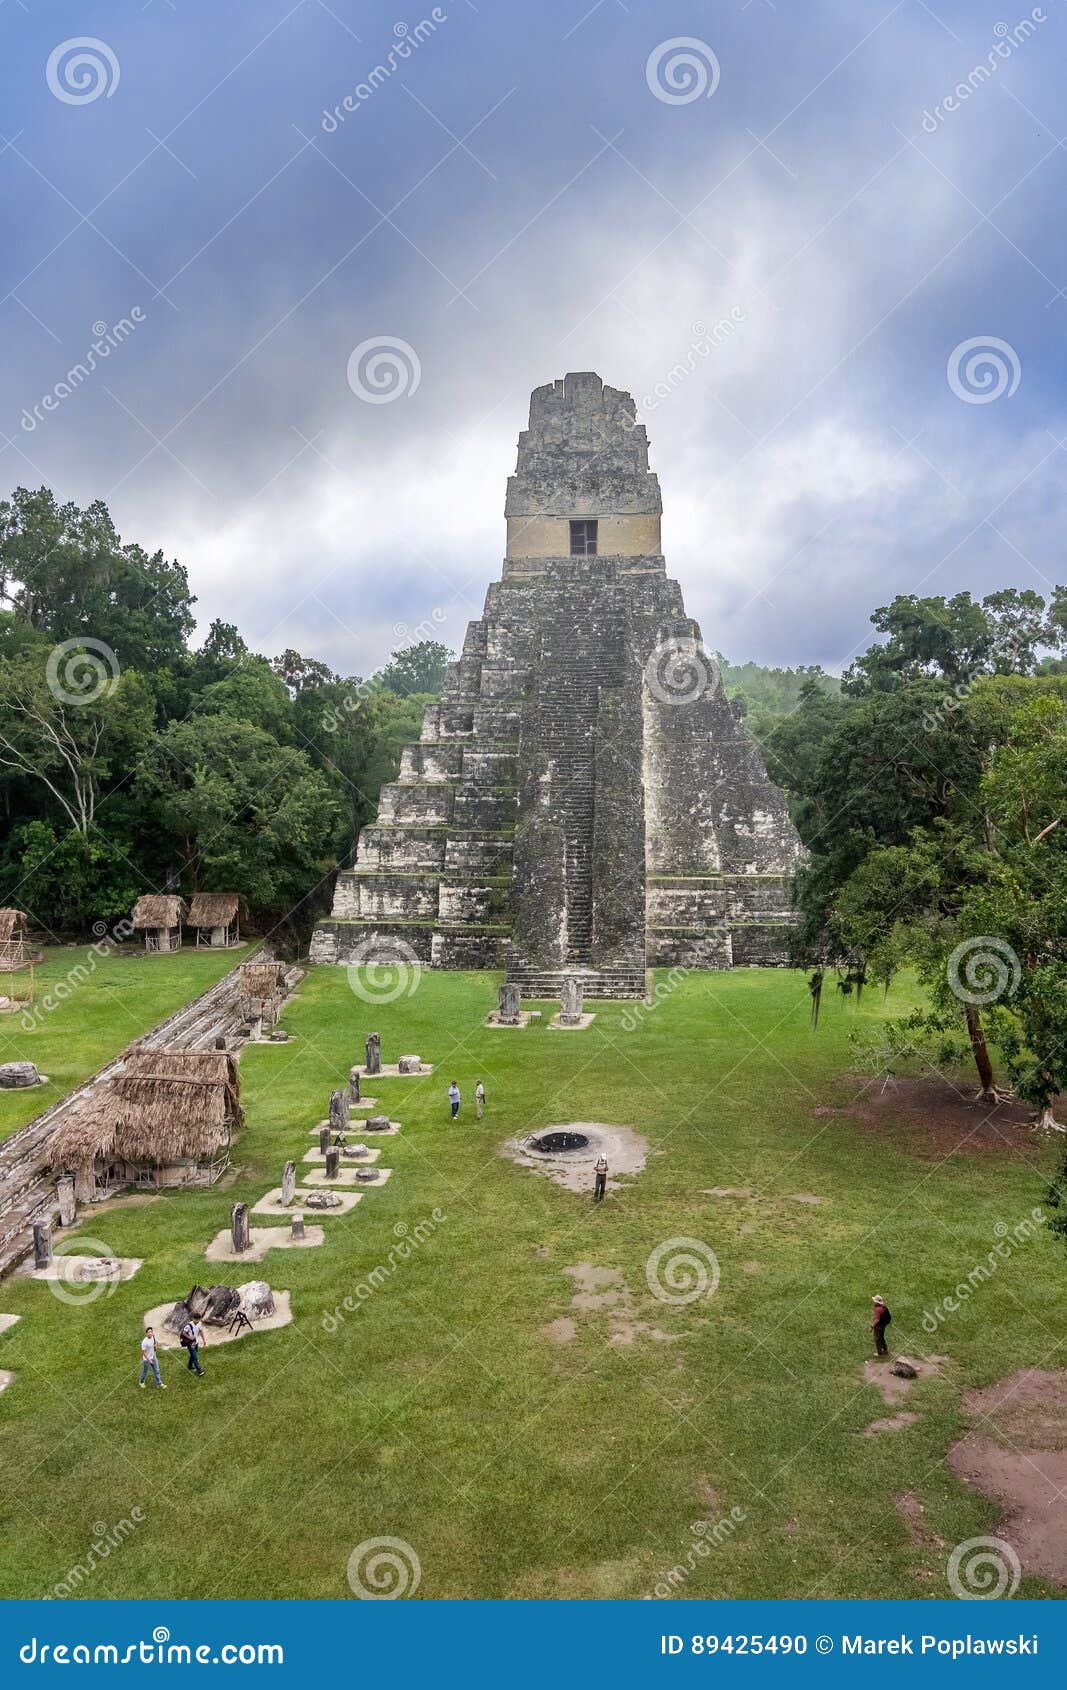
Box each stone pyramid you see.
[311,373,803,997]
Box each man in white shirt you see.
[448,1081,461,1120]
[139,1327,166,1390]
[475,1080,486,1119]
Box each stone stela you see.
[280,1160,296,1207]
[311,373,803,997]
[56,1175,76,1228]
[231,1202,250,1253]
[559,977,583,1025]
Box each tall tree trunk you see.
[965,1003,998,1104]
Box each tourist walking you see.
[448,1081,461,1120]
[475,1080,486,1120]
[870,1294,891,1357]
[180,1314,205,1377]
[139,1326,166,1390]
[593,1153,608,1203]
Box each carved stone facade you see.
[311,374,803,996]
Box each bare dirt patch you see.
[864,1355,947,1406]
[541,1317,577,1344]
[560,1263,680,1349]
[862,1412,919,1436]
[962,1369,1067,1449]
[817,1075,1043,1161]
[896,1490,945,1546]
[949,1368,1067,1589]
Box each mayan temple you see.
[311,373,803,996]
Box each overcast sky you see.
[3,0,1065,679]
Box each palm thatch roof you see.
[188,892,244,927]
[0,908,27,940]
[49,1048,243,1171]
[239,958,287,1000]
[131,894,188,930]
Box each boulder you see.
[890,1360,918,1379]
[398,1054,422,1074]
[203,1284,241,1325]
[365,1115,391,1133]
[75,1257,120,1282]
[237,1281,275,1319]
[164,1284,208,1333]
[0,1061,41,1089]
[306,1190,343,1210]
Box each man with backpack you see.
[871,1294,891,1356]
[180,1314,205,1377]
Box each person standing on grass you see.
[871,1294,891,1357]
[181,1314,205,1378]
[475,1080,486,1120]
[593,1153,608,1203]
[139,1326,166,1390]
[448,1080,461,1120]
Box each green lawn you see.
[0,945,250,1143]
[0,964,1062,1600]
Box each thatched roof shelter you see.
[188,892,243,927]
[131,894,187,931]
[239,958,286,999]
[0,908,27,941]
[49,1048,243,1175]
[0,907,29,971]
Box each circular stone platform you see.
[501,1123,648,1194]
